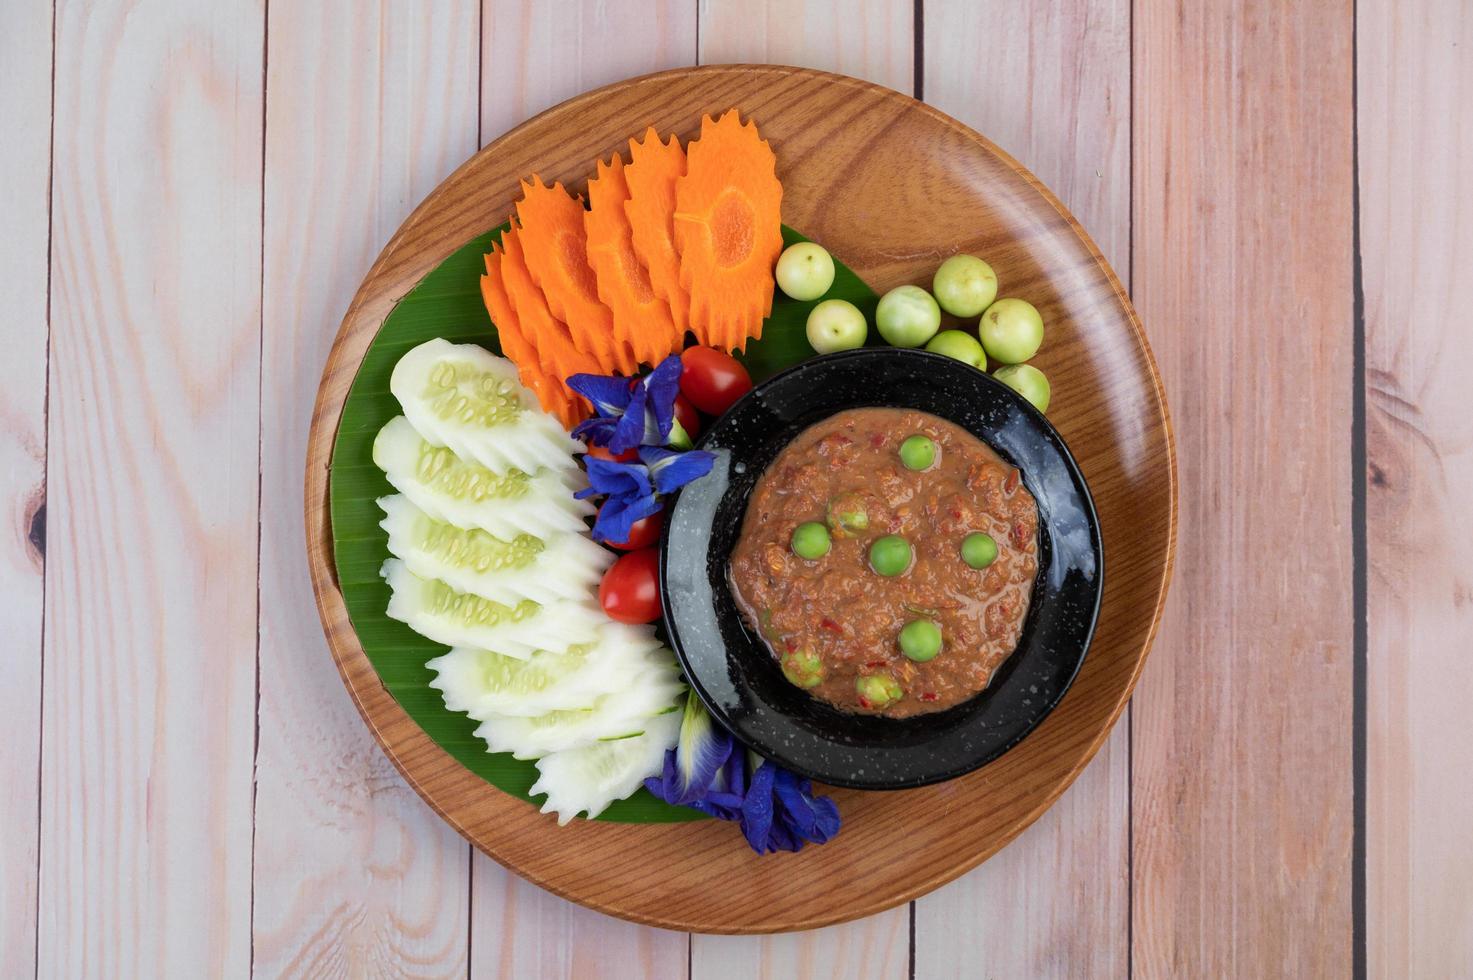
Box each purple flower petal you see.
[567,373,634,418]
[638,446,716,493]
[700,789,746,813]
[772,768,842,845]
[578,457,661,542]
[641,355,683,442]
[643,749,684,804]
[568,357,682,453]
[581,457,653,498]
[684,796,744,822]
[738,761,778,853]
[606,381,650,454]
[646,696,843,855]
[765,820,802,854]
[571,415,619,447]
[806,796,842,844]
[719,745,749,799]
[591,490,663,544]
[672,692,736,805]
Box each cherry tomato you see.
[584,443,637,463]
[598,548,662,624]
[679,346,753,416]
[599,505,664,550]
[672,394,701,442]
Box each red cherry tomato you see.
[672,394,701,442]
[599,548,662,624]
[680,346,754,416]
[599,505,664,550]
[584,443,637,463]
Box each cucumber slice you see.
[390,339,581,477]
[381,559,603,659]
[374,416,592,537]
[529,708,682,824]
[426,623,667,719]
[472,659,685,759]
[379,495,612,607]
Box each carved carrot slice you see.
[514,176,637,375]
[624,127,692,337]
[585,154,682,368]
[672,110,783,353]
[499,225,604,418]
[480,243,585,429]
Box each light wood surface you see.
[481,0,697,145]
[1131,0,1355,975]
[916,2,1133,975]
[0,1,51,974]
[470,870,689,979]
[252,4,478,977]
[693,914,910,980]
[698,0,913,95]
[1360,1,1473,976]
[4,0,1468,974]
[39,1,263,975]
[306,64,1174,933]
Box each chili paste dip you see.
[729,407,1039,717]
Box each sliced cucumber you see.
[473,658,685,759]
[381,559,603,659]
[379,494,611,607]
[427,623,667,718]
[374,416,592,537]
[390,339,581,476]
[529,707,681,824]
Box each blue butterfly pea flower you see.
[576,463,663,546]
[738,760,779,853]
[577,449,713,544]
[772,767,842,845]
[644,694,843,854]
[638,445,715,494]
[568,355,683,454]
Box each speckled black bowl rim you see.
[659,348,1104,790]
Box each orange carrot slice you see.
[514,176,637,375]
[624,127,692,337]
[585,154,682,367]
[499,226,605,411]
[481,243,584,429]
[673,111,783,352]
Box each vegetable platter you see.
[306,65,1176,933]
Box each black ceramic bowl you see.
[659,348,1103,790]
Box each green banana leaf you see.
[329,226,878,822]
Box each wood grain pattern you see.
[481,0,698,144]
[305,65,1174,934]
[693,3,913,967]
[473,3,698,970]
[697,0,913,95]
[1130,0,1354,975]
[471,870,689,978]
[0,1,51,974]
[1360,1,1473,976]
[923,0,1130,272]
[26,4,1469,972]
[692,916,908,980]
[252,4,478,976]
[39,1,263,975]
[916,2,1132,975]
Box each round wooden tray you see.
[305,65,1176,933]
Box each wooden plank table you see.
[3,0,1466,976]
